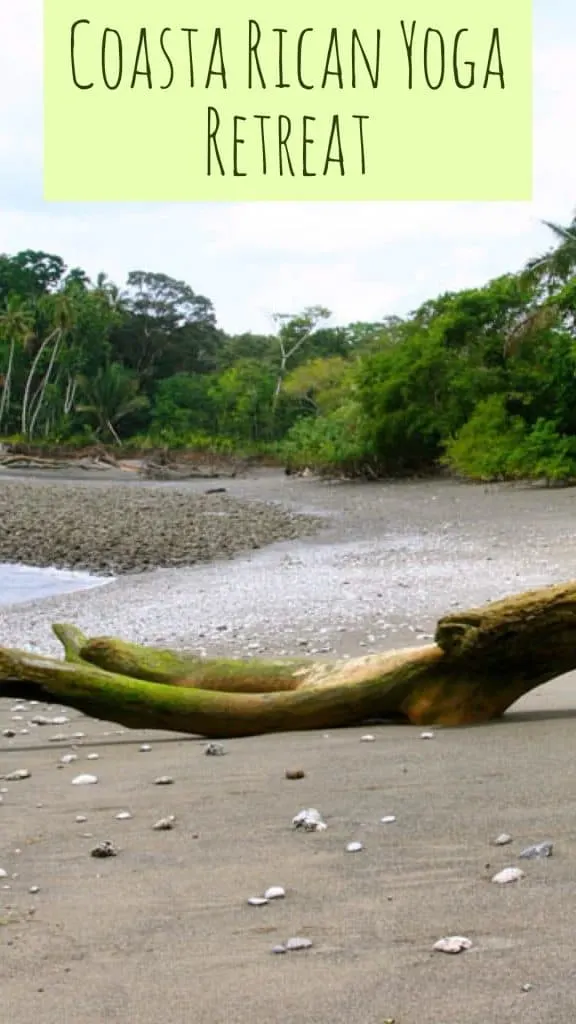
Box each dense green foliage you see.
[1,212,575,481]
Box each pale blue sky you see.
[0,2,574,334]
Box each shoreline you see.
[0,469,573,660]
[0,561,112,609]
[0,471,321,576]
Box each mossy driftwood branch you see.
[1,581,576,737]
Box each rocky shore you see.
[0,477,320,575]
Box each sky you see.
[0,2,574,335]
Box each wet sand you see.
[2,471,576,1023]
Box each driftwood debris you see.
[138,446,250,481]
[0,453,115,471]
[1,581,576,737]
[138,452,246,481]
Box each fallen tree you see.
[1,580,576,737]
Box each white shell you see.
[491,867,524,884]
[292,808,327,831]
[285,937,313,950]
[71,774,98,786]
[248,897,269,906]
[493,833,513,845]
[263,886,285,900]
[434,936,472,954]
[153,816,176,830]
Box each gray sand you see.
[2,471,576,1023]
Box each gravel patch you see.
[0,478,320,574]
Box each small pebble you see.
[29,886,40,894]
[153,816,176,830]
[115,811,132,820]
[60,754,78,765]
[75,815,88,823]
[204,742,226,756]
[4,769,31,781]
[285,768,305,780]
[420,731,435,739]
[52,716,69,725]
[519,841,553,859]
[346,841,363,853]
[381,816,396,824]
[263,886,285,900]
[248,897,269,906]
[154,776,174,786]
[2,729,15,738]
[360,734,375,742]
[491,867,525,884]
[433,936,472,954]
[139,744,152,752]
[72,774,98,786]
[0,869,7,878]
[521,983,533,992]
[90,841,118,858]
[86,753,100,761]
[493,833,513,846]
[271,944,286,953]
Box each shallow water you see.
[0,562,111,608]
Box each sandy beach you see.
[2,469,576,1023]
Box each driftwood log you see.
[1,581,576,737]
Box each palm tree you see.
[75,362,149,443]
[0,296,34,432]
[505,211,576,355]
[21,292,75,437]
[524,213,576,286]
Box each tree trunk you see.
[28,333,62,438]
[0,339,14,429]
[21,328,59,435]
[1,581,576,737]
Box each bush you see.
[441,394,527,480]
[442,396,576,483]
[280,403,374,475]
